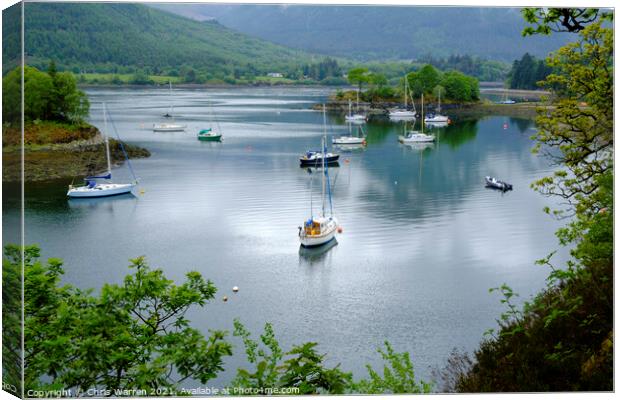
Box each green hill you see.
[3,2,313,79]
[151,4,575,62]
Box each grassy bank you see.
[2,121,150,182]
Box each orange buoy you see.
[345,159,350,163]
[337,226,343,233]
[503,123,508,130]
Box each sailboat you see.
[198,99,223,141]
[344,90,366,122]
[333,121,366,145]
[498,90,516,104]
[154,81,186,131]
[67,104,137,198]
[299,105,339,248]
[389,78,417,119]
[424,89,449,123]
[162,81,174,118]
[399,94,436,143]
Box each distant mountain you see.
[2,3,312,75]
[151,4,574,62]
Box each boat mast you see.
[421,94,424,134]
[169,80,173,116]
[348,100,352,118]
[322,104,326,217]
[356,90,360,113]
[404,78,407,109]
[103,103,111,176]
[437,90,441,114]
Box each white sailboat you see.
[344,90,366,122]
[162,81,174,118]
[154,81,186,131]
[389,78,417,119]
[299,105,339,248]
[399,94,436,143]
[333,121,366,145]
[424,89,449,123]
[67,104,137,198]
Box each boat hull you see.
[424,116,449,123]
[389,110,417,119]
[299,154,340,166]
[299,219,338,248]
[485,176,513,191]
[332,137,365,145]
[67,183,136,198]
[198,134,222,141]
[398,134,435,143]
[153,124,186,132]
[345,115,366,122]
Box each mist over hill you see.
[151,4,574,62]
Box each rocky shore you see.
[2,123,150,182]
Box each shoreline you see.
[2,123,150,183]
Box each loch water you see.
[3,86,570,387]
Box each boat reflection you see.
[298,238,338,266]
[401,142,435,151]
[67,192,137,210]
[425,121,449,129]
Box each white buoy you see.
[232,286,239,293]
[222,296,228,302]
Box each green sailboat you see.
[197,128,222,141]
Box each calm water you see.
[3,86,569,387]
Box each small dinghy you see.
[485,176,513,191]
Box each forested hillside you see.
[2,3,312,78]
[151,4,574,61]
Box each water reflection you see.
[298,238,339,266]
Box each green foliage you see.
[508,53,552,90]
[2,65,89,124]
[347,67,370,91]
[354,342,432,394]
[232,320,352,394]
[10,246,232,393]
[452,18,613,393]
[407,64,439,96]
[530,22,613,219]
[232,321,429,394]
[522,8,613,36]
[9,3,314,81]
[441,71,479,102]
[2,245,23,396]
[405,65,479,102]
[419,54,510,81]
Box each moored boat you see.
[153,123,186,132]
[398,94,436,143]
[67,103,138,198]
[299,105,340,248]
[197,128,222,141]
[485,176,513,191]
[389,77,417,119]
[424,89,449,123]
[299,150,340,166]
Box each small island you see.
[2,63,150,182]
